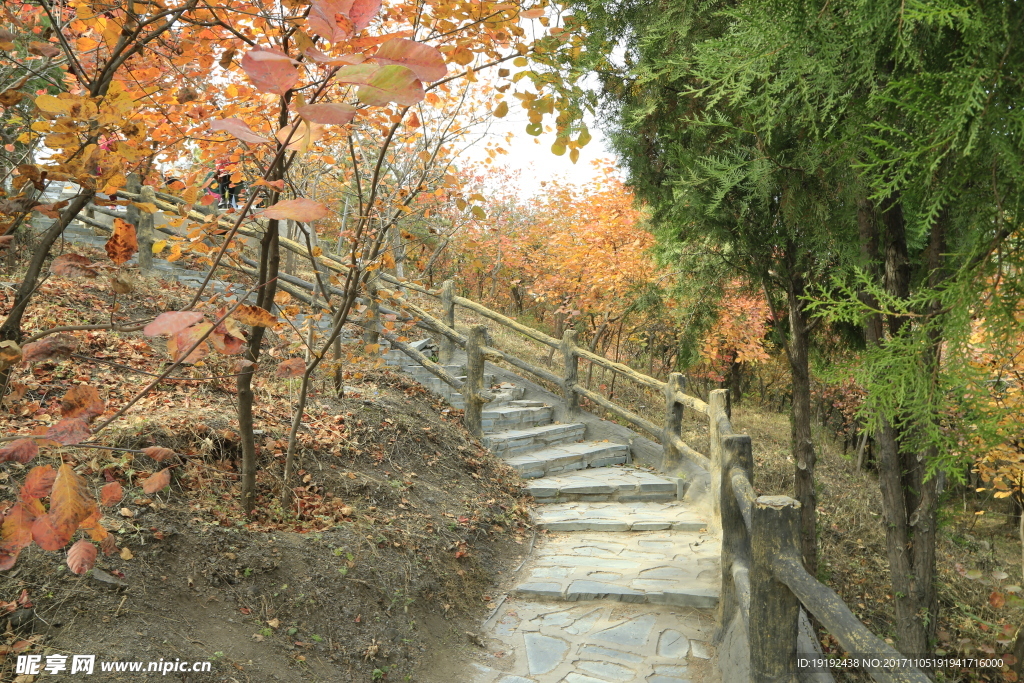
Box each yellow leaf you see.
[120,546,134,560]
[152,240,167,254]
[364,344,380,354]
[132,201,158,214]
[35,94,69,113]
[494,101,509,118]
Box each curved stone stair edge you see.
[384,338,713,513]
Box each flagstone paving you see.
[385,345,721,682]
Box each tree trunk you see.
[859,195,941,657]
[238,221,280,514]
[787,271,817,575]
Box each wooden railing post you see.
[751,495,801,683]
[439,279,455,364]
[662,372,686,469]
[464,325,487,438]
[362,279,380,347]
[708,388,729,533]
[137,185,155,273]
[561,329,580,418]
[718,434,753,639]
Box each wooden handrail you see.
[773,551,931,683]
[451,295,561,348]
[667,433,711,472]
[571,383,662,438]
[575,345,667,392]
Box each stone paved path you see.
[385,347,721,683]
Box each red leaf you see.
[22,335,78,363]
[168,322,212,364]
[49,253,98,278]
[209,118,272,144]
[275,357,306,378]
[142,468,172,494]
[0,439,38,464]
[1,500,42,559]
[347,0,382,30]
[990,591,1006,609]
[60,384,105,421]
[211,330,245,355]
[100,481,123,507]
[259,198,330,222]
[45,417,91,445]
[309,0,355,43]
[143,311,205,337]
[22,465,56,500]
[141,446,175,462]
[357,65,424,107]
[105,218,138,265]
[373,38,447,81]
[240,48,299,95]
[295,103,357,126]
[66,539,97,574]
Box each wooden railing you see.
[384,279,930,683]
[73,198,931,682]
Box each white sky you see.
[459,102,617,197]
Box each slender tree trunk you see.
[786,270,817,575]
[238,221,280,514]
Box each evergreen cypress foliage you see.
[568,0,1024,658]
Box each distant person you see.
[214,159,242,210]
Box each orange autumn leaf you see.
[141,446,175,462]
[100,481,123,507]
[60,384,105,421]
[142,468,172,494]
[105,218,138,265]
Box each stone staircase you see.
[386,343,721,683]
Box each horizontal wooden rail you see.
[451,295,561,348]
[666,433,711,472]
[378,330,466,392]
[571,383,662,438]
[773,552,931,683]
[575,346,667,392]
[668,386,709,415]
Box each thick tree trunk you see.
[238,222,280,514]
[859,195,941,657]
[786,272,817,575]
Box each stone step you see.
[481,405,553,433]
[513,529,720,609]
[505,441,629,479]
[483,422,586,457]
[533,501,707,532]
[469,601,715,683]
[525,467,682,503]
